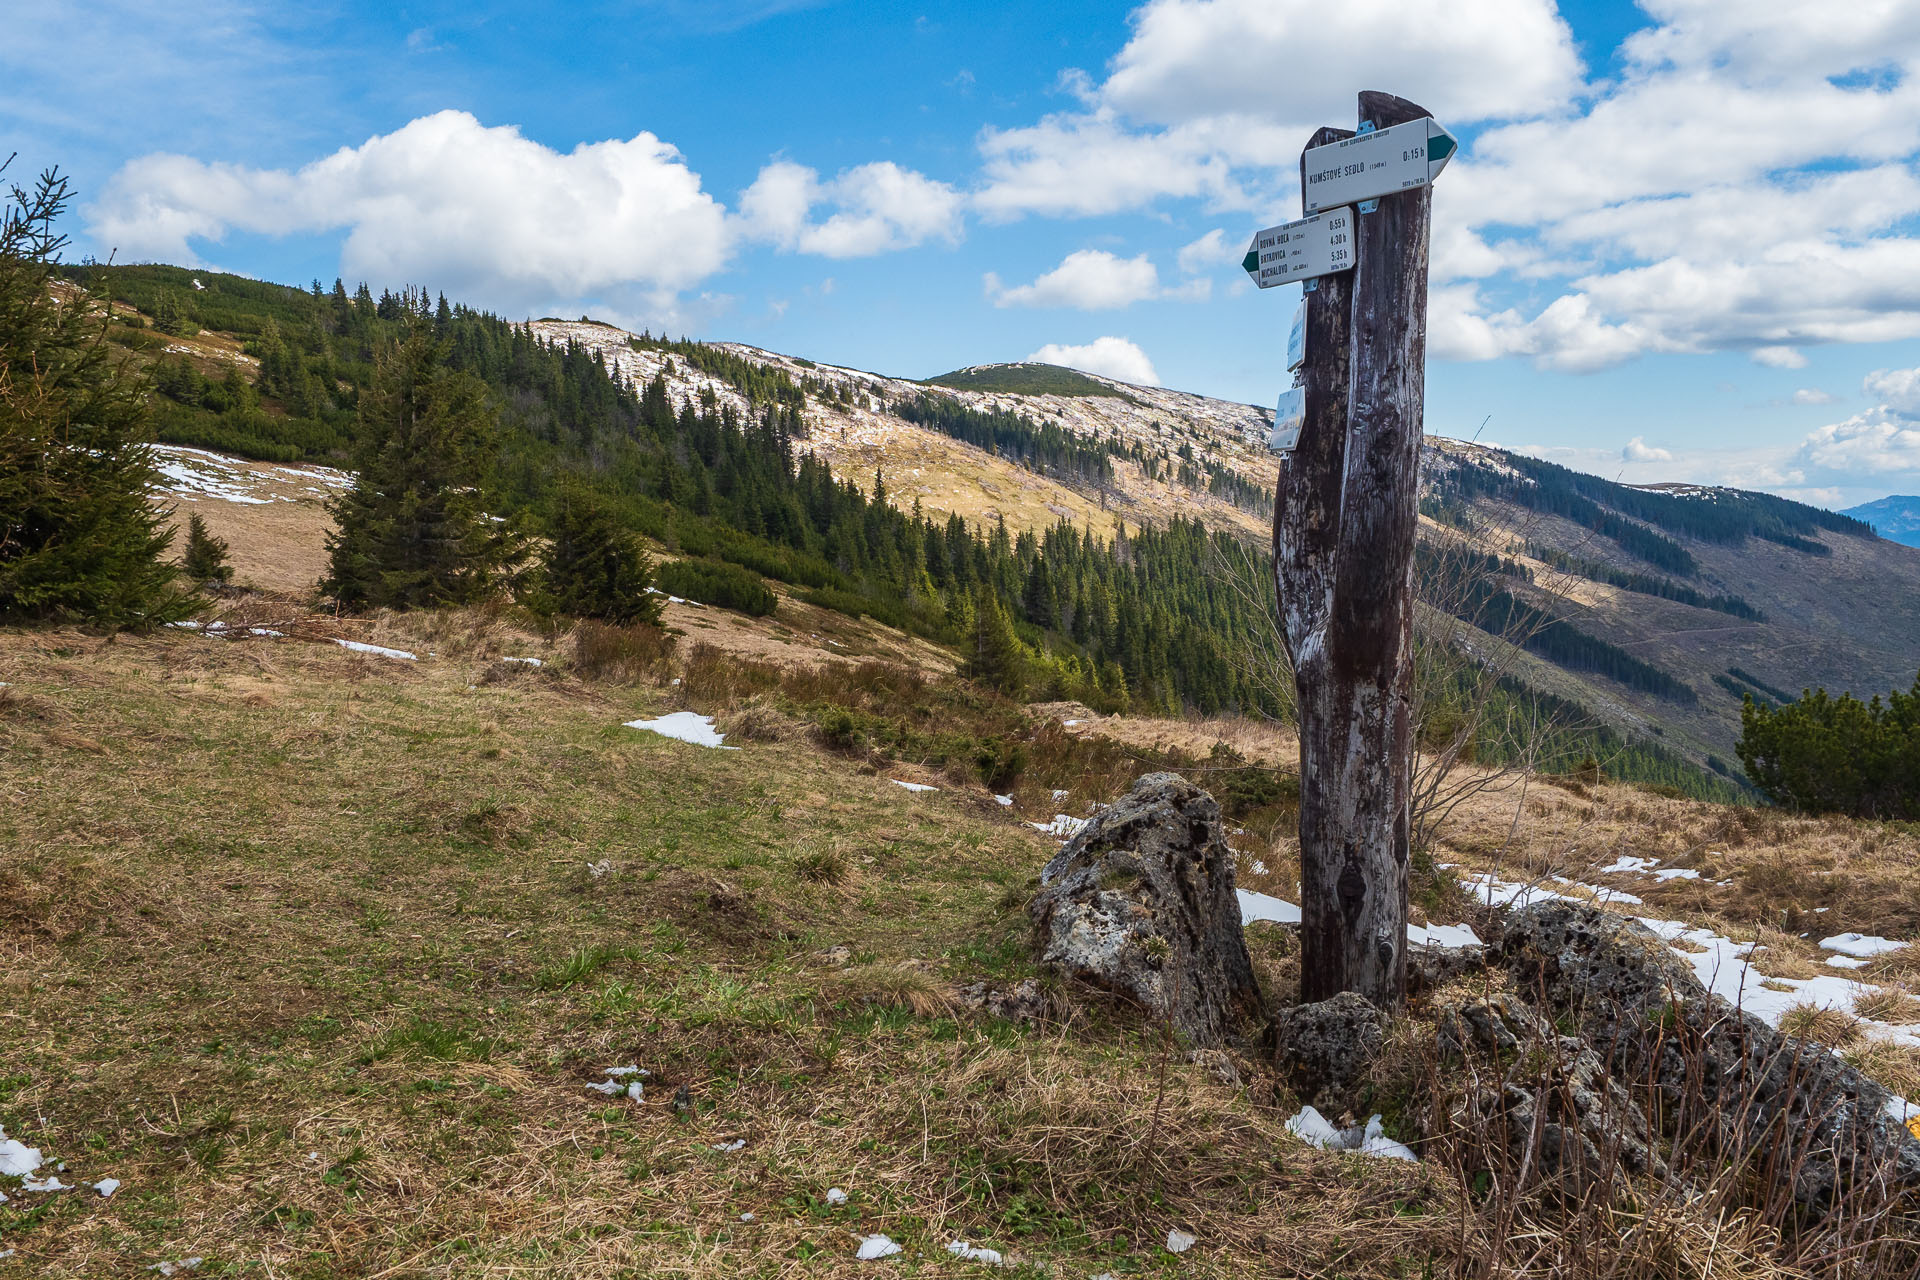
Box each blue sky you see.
[9,0,1920,507]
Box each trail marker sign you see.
[1271,385,1305,452]
[1302,117,1455,214]
[1286,298,1306,372]
[1240,208,1356,289]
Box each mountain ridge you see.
[1843,494,1920,548]
[79,263,1920,789]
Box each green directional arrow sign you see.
[1242,208,1356,289]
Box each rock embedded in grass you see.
[1270,991,1385,1110]
[1028,772,1262,1046]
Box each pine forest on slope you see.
[74,263,1920,799]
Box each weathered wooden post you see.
[1248,91,1450,1009]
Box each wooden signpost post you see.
[1248,92,1443,1010]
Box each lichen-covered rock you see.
[1497,901,1920,1208]
[1434,991,1666,1182]
[956,978,1055,1024]
[1028,772,1262,1045]
[1270,992,1384,1110]
[1405,941,1487,996]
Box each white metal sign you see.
[1242,207,1355,289]
[1302,117,1456,214]
[1286,299,1306,372]
[1271,386,1304,453]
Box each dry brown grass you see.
[4,624,1487,1278]
[1853,990,1920,1024]
[1778,1003,1864,1049]
[567,617,676,683]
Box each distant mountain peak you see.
[1841,495,1920,548]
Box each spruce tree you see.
[963,583,1027,697]
[323,309,523,609]
[181,513,233,585]
[0,167,188,626]
[539,484,662,625]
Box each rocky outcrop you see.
[1495,902,1920,1208]
[1029,772,1262,1046]
[1270,992,1385,1111]
[1433,991,1668,1183]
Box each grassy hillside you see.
[922,363,1143,402]
[0,618,1429,1278]
[6,609,1920,1275]
[72,261,1920,790]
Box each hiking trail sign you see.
[1241,207,1356,289]
[1302,116,1456,214]
[1266,92,1448,1013]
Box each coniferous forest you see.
[73,264,1274,716]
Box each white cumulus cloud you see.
[1101,0,1581,128]
[89,111,732,316]
[1026,336,1160,386]
[986,248,1206,309]
[88,113,966,323]
[972,0,1920,377]
[739,159,964,258]
[1622,436,1674,463]
[1787,364,1920,492]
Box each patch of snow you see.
[334,639,417,661]
[0,1127,42,1178]
[165,620,203,630]
[993,794,1013,807]
[825,1186,849,1205]
[1408,921,1482,949]
[891,780,938,793]
[856,1234,903,1260]
[1029,813,1089,839]
[605,1066,646,1077]
[1640,918,1887,1028]
[1465,872,1641,910]
[623,711,738,749]
[1165,1229,1196,1254]
[1820,933,1908,959]
[248,628,284,637]
[1237,889,1302,926]
[1062,718,1083,726]
[1286,1106,1417,1161]
[712,1138,746,1152]
[740,1212,755,1222]
[502,656,543,667]
[1552,875,1644,905]
[147,1260,204,1276]
[1240,891,1479,950]
[585,1080,622,1095]
[93,1177,120,1197]
[1597,855,1659,874]
[1828,955,1872,970]
[1051,789,1070,801]
[22,1174,70,1191]
[947,1240,1009,1266]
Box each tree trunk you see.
[1274,92,1434,1010]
